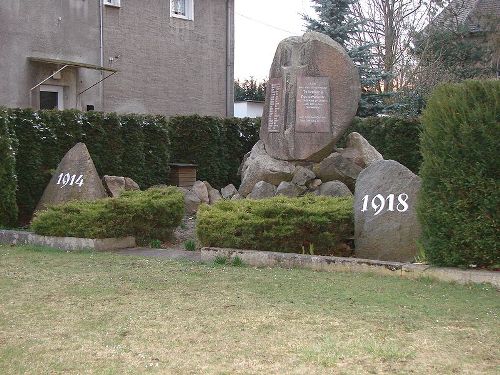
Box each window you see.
[171,0,194,20]
[104,0,121,7]
[39,85,63,110]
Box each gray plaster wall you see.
[102,0,234,116]
[0,0,102,110]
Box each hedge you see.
[1,110,259,225]
[31,187,184,243]
[344,116,422,173]
[197,195,354,255]
[0,108,18,227]
[418,80,499,268]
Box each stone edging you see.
[0,230,135,252]
[201,247,499,289]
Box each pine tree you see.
[303,0,389,117]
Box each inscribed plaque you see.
[295,76,331,133]
[267,78,283,133]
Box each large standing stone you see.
[354,160,421,262]
[260,31,360,161]
[239,141,295,197]
[36,143,107,212]
[192,181,209,204]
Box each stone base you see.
[0,229,136,251]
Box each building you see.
[0,0,234,116]
[423,0,499,77]
[234,100,264,118]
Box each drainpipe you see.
[226,0,233,117]
[99,0,104,110]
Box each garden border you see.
[201,247,500,288]
[0,229,135,251]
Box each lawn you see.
[0,245,498,374]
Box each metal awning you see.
[28,56,117,73]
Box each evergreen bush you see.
[0,109,18,227]
[197,195,354,255]
[31,187,184,243]
[418,80,499,268]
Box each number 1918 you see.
[361,194,409,216]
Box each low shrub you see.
[197,195,354,255]
[418,80,499,268]
[31,187,184,243]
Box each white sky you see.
[234,0,316,82]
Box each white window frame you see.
[103,0,121,8]
[170,0,194,20]
[39,85,64,110]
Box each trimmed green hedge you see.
[31,187,184,242]
[344,117,422,173]
[418,80,499,268]
[0,110,259,225]
[0,108,18,227]
[197,195,354,255]
[168,115,260,188]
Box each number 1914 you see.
[361,194,409,216]
[56,173,84,188]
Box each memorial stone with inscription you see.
[35,143,107,213]
[261,31,360,161]
[354,160,422,262]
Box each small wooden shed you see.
[169,163,198,188]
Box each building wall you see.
[0,0,102,110]
[102,0,234,116]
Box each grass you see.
[0,245,498,374]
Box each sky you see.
[234,0,316,82]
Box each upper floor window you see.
[171,0,194,20]
[104,0,121,7]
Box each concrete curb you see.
[201,247,499,288]
[0,230,135,251]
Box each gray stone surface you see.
[184,190,201,214]
[345,132,383,167]
[221,184,238,199]
[276,181,306,197]
[313,152,362,191]
[318,181,352,197]
[192,181,209,204]
[36,143,107,212]
[247,181,277,199]
[291,166,316,186]
[231,193,243,200]
[239,141,295,197]
[0,229,135,251]
[204,182,222,205]
[103,175,126,197]
[354,160,422,262]
[124,177,140,191]
[307,178,323,191]
[260,31,360,161]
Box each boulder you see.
[345,132,383,167]
[192,180,209,204]
[184,190,201,215]
[221,184,238,199]
[260,31,360,161]
[354,160,422,262]
[291,166,316,186]
[231,193,243,200]
[238,141,295,197]
[103,175,126,197]
[276,181,306,197]
[318,181,352,197]
[313,152,362,191]
[307,178,323,191]
[35,143,107,212]
[124,177,140,191]
[247,181,276,199]
[204,182,222,205]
